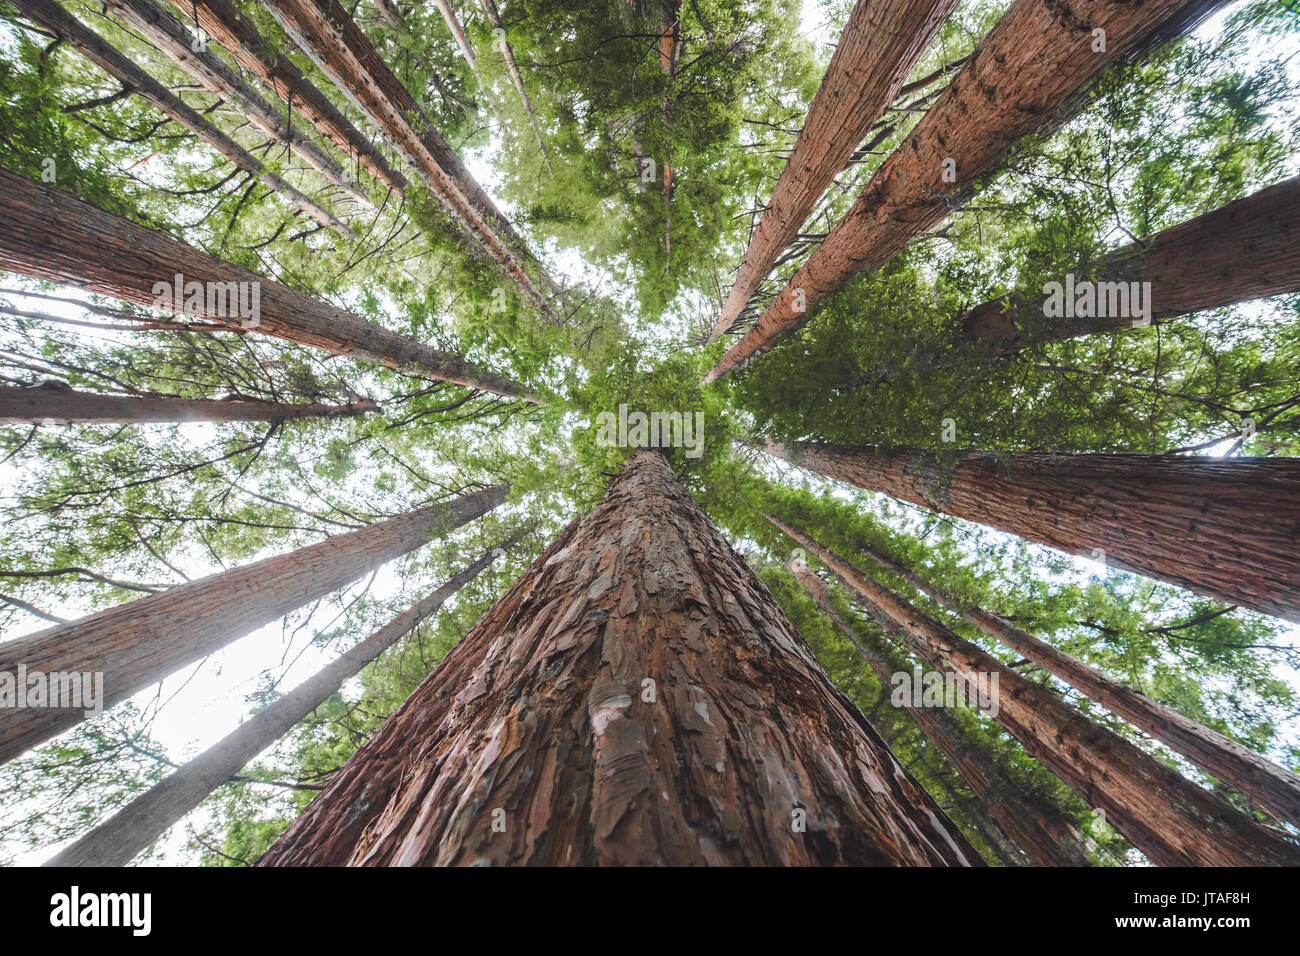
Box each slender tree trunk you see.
[944,174,1300,363]
[432,0,478,71]
[776,528,1300,865]
[169,0,407,192]
[261,0,559,323]
[11,0,358,242]
[0,382,377,425]
[45,537,517,867]
[793,567,1092,866]
[776,512,1300,826]
[104,0,374,212]
[260,452,980,866]
[0,168,536,401]
[763,438,1300,623]
[0,485,506,765]
[706,0,1227,381]
[705,0,958,343]
[478,0,551,170]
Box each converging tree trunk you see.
[770,512,1300,827]
[479,0,552,169]
[0,485,506,765]
[706,0,1227,381]
[11,0,358,241]
[773,527,1300,865]
[705,0,959,342]
[0,382,377,425]
[432,0,478,71]
[0,168,536,400]
[260,451,980,866]
[794,567,1093,866]
[46,535,521,867]
[763,439,1300,623]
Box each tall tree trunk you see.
[11,0,359,242]
[775,528,1300,865]
[0,382,377,425]
[0,168,536,401]
[45,536,519,867]
[793,567,1093,866]
[104,0,375,212]
[938,174,1300,365]
[705,0,1227,382]
[774,513,1300,826]
[478,0,552,170]
[261,0,559,322]
[167,0,407,192]
[260,452,980,866]
[763,438,1300,623]
[704,0,958,343]
[432,0,478,72]
[0,485,506,765]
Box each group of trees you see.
[0,0,1295,866]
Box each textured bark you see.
[169,0,407,192]
[794,568,1091,866]
[706,0,1227,381]
[782,513,1300,827]
[0,485,506,765]
[261,0,558,322]
[776,530,1300,865]
[105,0,374,212]
[765,439,1300,623]
[0,382,376,424]
[10,0,357,241]
[952,173,1300,361]
[705,0,959,343]
[0,168,536,400]
[46,539,513,867]
[261,452,980,866]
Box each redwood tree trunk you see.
[260,451,980,866]
[706,0,959,342]
[776,531,1300,865]
[45,537,516,867]
[0,382,376,425]
[706,0,1226,381]
[11,0,357,241]
[773,512,1300,826]
[794,568,1092,866]
[0,168,535,401]
[954,173,1300,359]
[170,0,407,192]
[0,485,506,765]
[764,439,1300,623]
[432,0,478,70]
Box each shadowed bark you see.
[763,438,1300,623]
[706,0,1228,381]
[45,536,519,867]
[260,451,980,866]
[0,485,506,765]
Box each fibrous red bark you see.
[705,0,959,343]
[260,451,980,866]
[0,485,506,765]
[706,0,1227,381]
[0,168,535,400]
[764,438,1300,623]
[775,525,1300,866]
